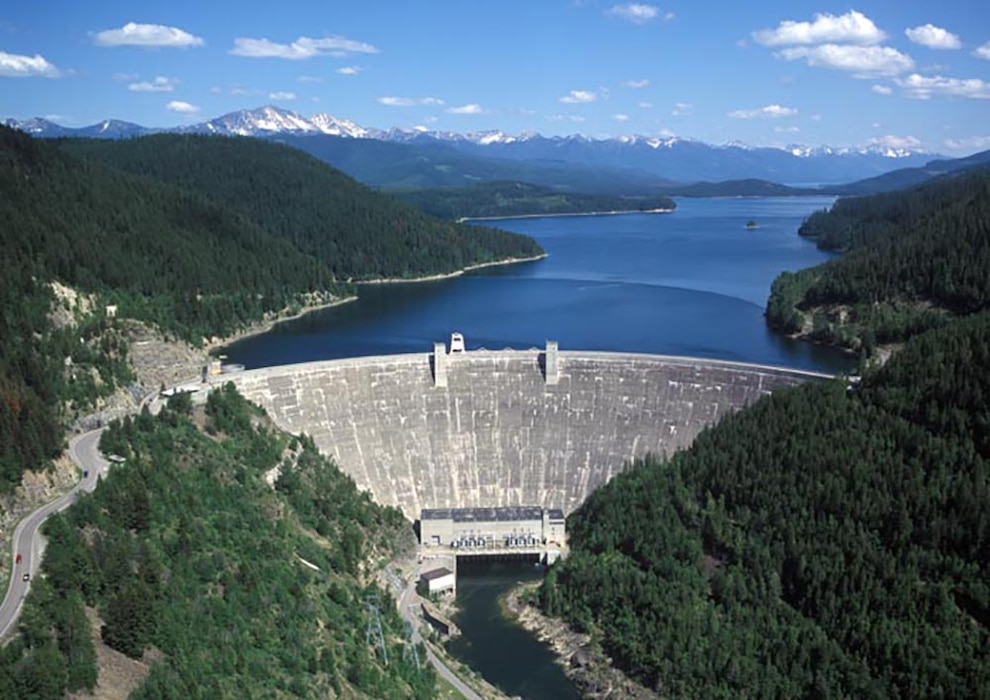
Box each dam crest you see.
[226,344,829,519]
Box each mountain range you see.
[4,105,941,187]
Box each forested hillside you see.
[60,135,544,281]
[0,125,542,491]
[0,125,331,489]
[766,169,990,352]
[0,385,434,698]
[392,181,675,220]
[540,314,990,698]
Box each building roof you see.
[546,508,565,521]
[421,567,454,581]
[421,506,544,522]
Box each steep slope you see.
[59,134,544,280]
[766,169,990,352]
[833,148,990,195]
[0,125,336,488]
[0,386,434,698]
[540,314,990,698]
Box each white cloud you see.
[166,100,199,114]
[94,22,203,48]
[607,4,660,24]
[623,78,649,89]
[298,75,323,83]
[638,101,653,109]
[870,134,922,150]
[230,35,378,60]
[0,50,60,78]
[559,89,598,104]
[871,84,893,95]
[774,125,800,133]
[728,104,798,119]
[777,44,914,77]
[336,66,361,76]
[905,24,961,50]
[944,135,990,151]
[269,91,297,100]
[128,76,177,92]
[446,103,484,114]
[753,10,885,47]
[974,42,990,60]
[672,101,692,116]
[612,113,629,122]
[546,114,586,123]
[112,72,139,82]
[377,96,444,107]
[895,73,990,99]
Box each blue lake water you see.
[225,196,852,374]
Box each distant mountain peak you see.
[3,105,943,183]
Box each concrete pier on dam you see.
[226,346,829,519]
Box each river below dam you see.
[224,196,852,698]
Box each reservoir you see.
[224,196,850,698]
[225,196,852,374]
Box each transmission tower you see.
[402,618,421,669]
[365,595,388,666]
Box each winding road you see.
[0,429,108,640]
[1,406,483,698]
[395,572,482,700]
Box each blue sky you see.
[2,1,988,153]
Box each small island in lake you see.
[746,220,759,229]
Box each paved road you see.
[395,570,482,700]
[0,429,108,640]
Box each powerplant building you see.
[420,506,566,561]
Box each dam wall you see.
[227,351,827,518]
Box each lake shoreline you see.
[213,253,546,352]
[354,253,548,285]
[459,208,675,223]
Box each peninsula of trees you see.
[391,180,676,220]
[765,168,990,353]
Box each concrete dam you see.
[227,347,828,518]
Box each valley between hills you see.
[0,118,988,698]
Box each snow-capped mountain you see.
[310,113,377,138]
[4,104,941,184]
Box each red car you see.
[14,553,20,565]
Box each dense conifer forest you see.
[543,166,990,697]
[391,180,675,220]
[765,168,990,352]
[540,313,990,698]
[0,386,434,698]
[0,125,541,490]
[59,135,544,281]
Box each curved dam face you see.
[227,351,827,518]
